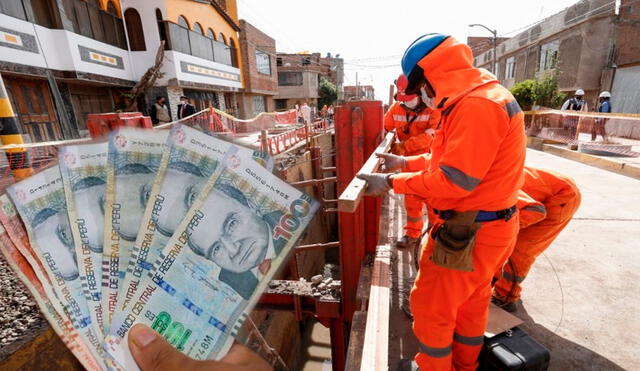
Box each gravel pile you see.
[0,253,44,351]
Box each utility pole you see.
[469,23,498,76]
[355,72,359,99]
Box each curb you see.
[526,137,640,180]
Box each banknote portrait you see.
[187,183,283,300]
[71,176,106,253]
[155,161,205,237]
[32,206,78,280]
[115,163,154,241]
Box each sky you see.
[237,0,585,101]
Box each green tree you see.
[510,72,566,110]
[533,71,566,109]
[318,77,337,109]
[510,79,536,110]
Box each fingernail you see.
[131,325,157,348]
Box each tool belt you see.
[430,206,516,272]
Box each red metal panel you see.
[361,101,384,254]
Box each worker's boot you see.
[396,235,420,249]
[491,296,518,313]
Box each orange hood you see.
[417,37,497,110]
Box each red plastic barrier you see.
[87,112,153,138]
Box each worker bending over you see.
[493,167,581,312]
[384,74,439,249]
[359,33,526,371]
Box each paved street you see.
[518,149,640,370]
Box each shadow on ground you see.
[516,304,625,371]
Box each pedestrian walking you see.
[560,89,588,142]
[593,91,612,141]
[150,96,171,125]
[177,96,196,119]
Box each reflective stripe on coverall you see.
[384,102,440,237]
[494,167,581,303]
[392,37,526,371]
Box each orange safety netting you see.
[0,108,300,192]
[525,109,640,157]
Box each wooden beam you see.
[338,131,395,212]
[359,245,391,371]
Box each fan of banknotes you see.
[0,124,318,370]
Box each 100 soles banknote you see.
[60,142,108,334]
[7,165,106,364]
[106,144,318,369]
[102,128,168,332]
[117,124,273,313]
[0,221,103,370]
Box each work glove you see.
[376,153,407,173]
[357,173,392,196]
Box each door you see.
[4,76,64,142]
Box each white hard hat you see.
[599,91,611,98]
[575,89,585,96]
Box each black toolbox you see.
[479,326,550,371]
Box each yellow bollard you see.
[0,74,33,181]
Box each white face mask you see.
[420,86,435,109]
[404,96,420,109]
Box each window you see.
[0,0,29,21]
[275,99,287,110]
[256,51,271,75]
[206,28,215,40]
[193,22,204,35]
[177,15,189,28]
[125,8,145,51]
[505,56,516,79]
[219,32,226,44]
[253,95,266,116]
[276,57,282,66]
[539,40,559,72]
[278,72,303,86]
[30,0,57,28]
[59,0,126,48]
[229,38,238,67]
[302,56,311,65]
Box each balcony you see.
[160,21,235,67]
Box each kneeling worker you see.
[493,167,581,312]
[384,74,439,249]
[359,33,526,371]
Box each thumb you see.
[129,324,204,371]
[375,153,392,159]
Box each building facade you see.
[0,0,243,140]
[343,85,375,101]
[236,19,277,119]
[473,0,618,107]
[274,52,321,110]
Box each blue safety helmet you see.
[401,33,449,91]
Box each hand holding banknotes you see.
[129,324,273,371]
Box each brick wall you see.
[239,20,277,94]
[616,0,640,66]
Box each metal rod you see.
[289,176,337,187]
[322,166,337,172]
[295,241,340,252]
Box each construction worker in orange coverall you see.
[358,33,526,371]
[384,74,440,249]
[492,167,581,312]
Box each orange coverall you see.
[494,167,581,303]
[384,102,439,237]
[392,37,526,370]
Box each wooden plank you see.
[345,310,368,371]
[338,131,395,212]
[360,245,391,371]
